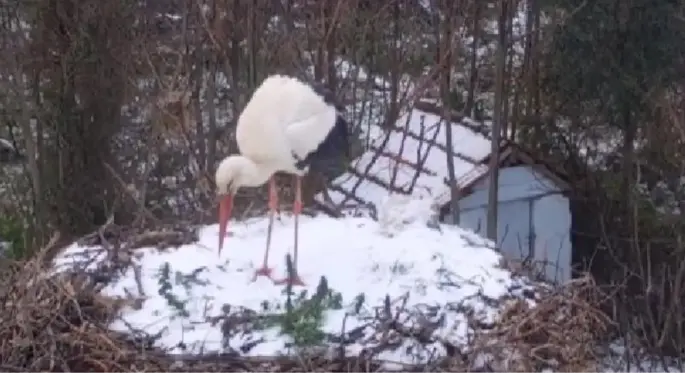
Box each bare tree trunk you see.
[385,0,401,129]
[487,0,508,241]
[502,0,516,137]
[11,71,41,211]
[17,74,44,245]
[313,1,326,81]
[325,0,338,91]
[439,0,460,224]
[523,0,535,116]
[246,1,258,90]
[38,0,134,235]
[621,106,636,229]
[532,0,541,116]
[192,51,206,171]
[1,8,46,246]
[229,2,243,117]
[206,55,218,170]
[464,1,481,117]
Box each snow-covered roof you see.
[52,200,533,366]
[315,100,492,213]
[433,141,572,207]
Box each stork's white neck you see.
[236,156,273,187]
[215,155,273,194]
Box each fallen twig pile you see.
[467,275,613,372]
[0,252,168,371]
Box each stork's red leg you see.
[253,176,277,281]
[275,175,305,286]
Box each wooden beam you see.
[413,100,491,137]
[346,166,410,194]
[328,183,370,206]
[368,145,438,177]
[311,199,343,218]
[395,128,482,165]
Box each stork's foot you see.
[274,273,306,287]
[252,266,274,281]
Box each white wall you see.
[532,193,572,283]
[452,165,572,283]
[459,199,533,261]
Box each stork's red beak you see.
[218,194,234,255]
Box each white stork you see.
[215,74,349,286]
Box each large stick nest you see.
[0,224,613,372]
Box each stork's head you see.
[214,156,270,254]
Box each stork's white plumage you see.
[215,74,349,286]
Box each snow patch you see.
[377,194,436,237]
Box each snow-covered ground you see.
[53,197,534,366]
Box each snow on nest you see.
[53,198,534,366]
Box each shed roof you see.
[315,101,571,215]
[314,99,492,212]
[433,141,572,207]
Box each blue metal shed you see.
[438,144,573,284]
